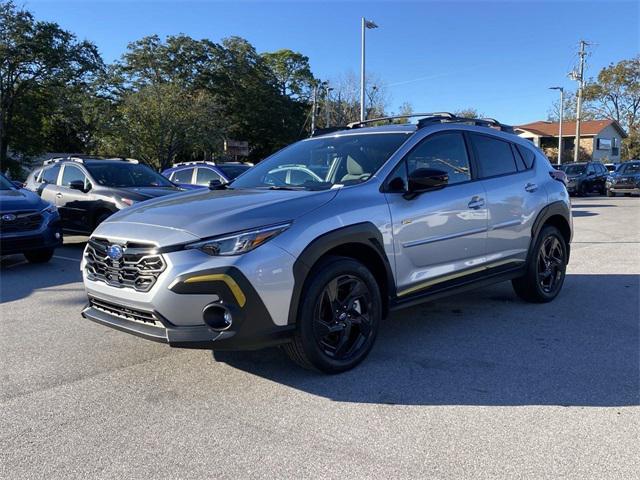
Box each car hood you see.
[0,188,47,212]
[102,187,339,241]
[614,172,640,178]
[108,186,183,200]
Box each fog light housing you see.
[203,304,233,331]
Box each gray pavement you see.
[1,196,639,479]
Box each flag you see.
[364,19,378,29]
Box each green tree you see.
[0,1,103,172]
[454,108,484,119]
[261,49,315,99]
[584,56,640,159]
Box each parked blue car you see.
[0,173,62,263]
[161,162,252,189]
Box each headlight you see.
[186,223,291,256]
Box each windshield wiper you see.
[265,185,306,191]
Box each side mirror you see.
[404,168,448,199]
[209,179,227,190]
[69,180,86,192]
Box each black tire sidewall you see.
[24,248,54,263]
[297,257,381,373]
[528,226,568,301]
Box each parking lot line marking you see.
[54,255,81,262]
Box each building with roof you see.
[516,119,627,163]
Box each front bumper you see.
[609,185,640,194]
[82,238,298,350]
[0,218,62,255]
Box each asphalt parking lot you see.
[1,196,638,479]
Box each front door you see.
[384,131,488,297]
[57,164,93,232]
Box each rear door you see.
[385,131,488,296]
[470,134,547,266]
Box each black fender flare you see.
[287,222,395,325]
[529,200,572,262]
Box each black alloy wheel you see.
[313,274,373,361]
[537,235,565,294]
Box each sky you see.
[25,0,640,125]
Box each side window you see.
[586,164,595,175]
[512,145,527,171]
[515,144,536,170]
[42,165,61,184]
[195,167,223,186]
[33,169,43,182]
[405,132,471,186]
[61,165,87,188]
[471,134,518,178]
[171,168,194,184]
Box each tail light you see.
[550,170,567,186]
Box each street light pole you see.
[550,86,564,165]
[360,17,378,123]
[570,40,588,162]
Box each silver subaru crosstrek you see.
[81,113,572,373]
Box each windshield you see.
[562,164,586,176]
[86,163,174,188]
[218,164,251,180]
[231,133,411,190]
[0,174,15,190]
[620,163,640,175]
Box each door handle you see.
[56,193,63,198]
[525,183,538,192]
[468,197,485,209]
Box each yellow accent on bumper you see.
[183,274,246,307]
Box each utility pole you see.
[360,17,378,123]
[311,84,318,133]
[550,86,564,165]
[325,85,333,127]
[570,40,588,162]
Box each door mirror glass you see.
[405,168,448,199]
[69,179,85,191]
[209,179,225,190]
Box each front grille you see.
[89,296,163,327]
[0,211,43,233]
[84,238,166,292]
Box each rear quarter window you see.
[514,144,536,169]
[471,134,518,178]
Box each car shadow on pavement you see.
[0,243,85,304]
[214,273,639,407]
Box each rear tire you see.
[607,188,615,197]
[512,225,567,303]
[283,256,382,373]
[24,248,54,263]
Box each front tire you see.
[512,225,567,303]
[24,248,54,263]
[283,256,382,373]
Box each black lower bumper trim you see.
[82,304,294,350]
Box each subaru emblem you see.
[107,244,124,261]
[1,213,16,222]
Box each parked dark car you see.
[25,157,183,234]
[605,160,640,197]
[0,172,62,263]
[559,161,608,196]
[161,161,252,189]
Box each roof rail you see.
[417,115,515,133]
[43,156,86,165]
[346,112,455,128]
[172,161,217,167]
[43,156,139,166]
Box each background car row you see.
[558,160,640,197]
[0,156,254,263]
